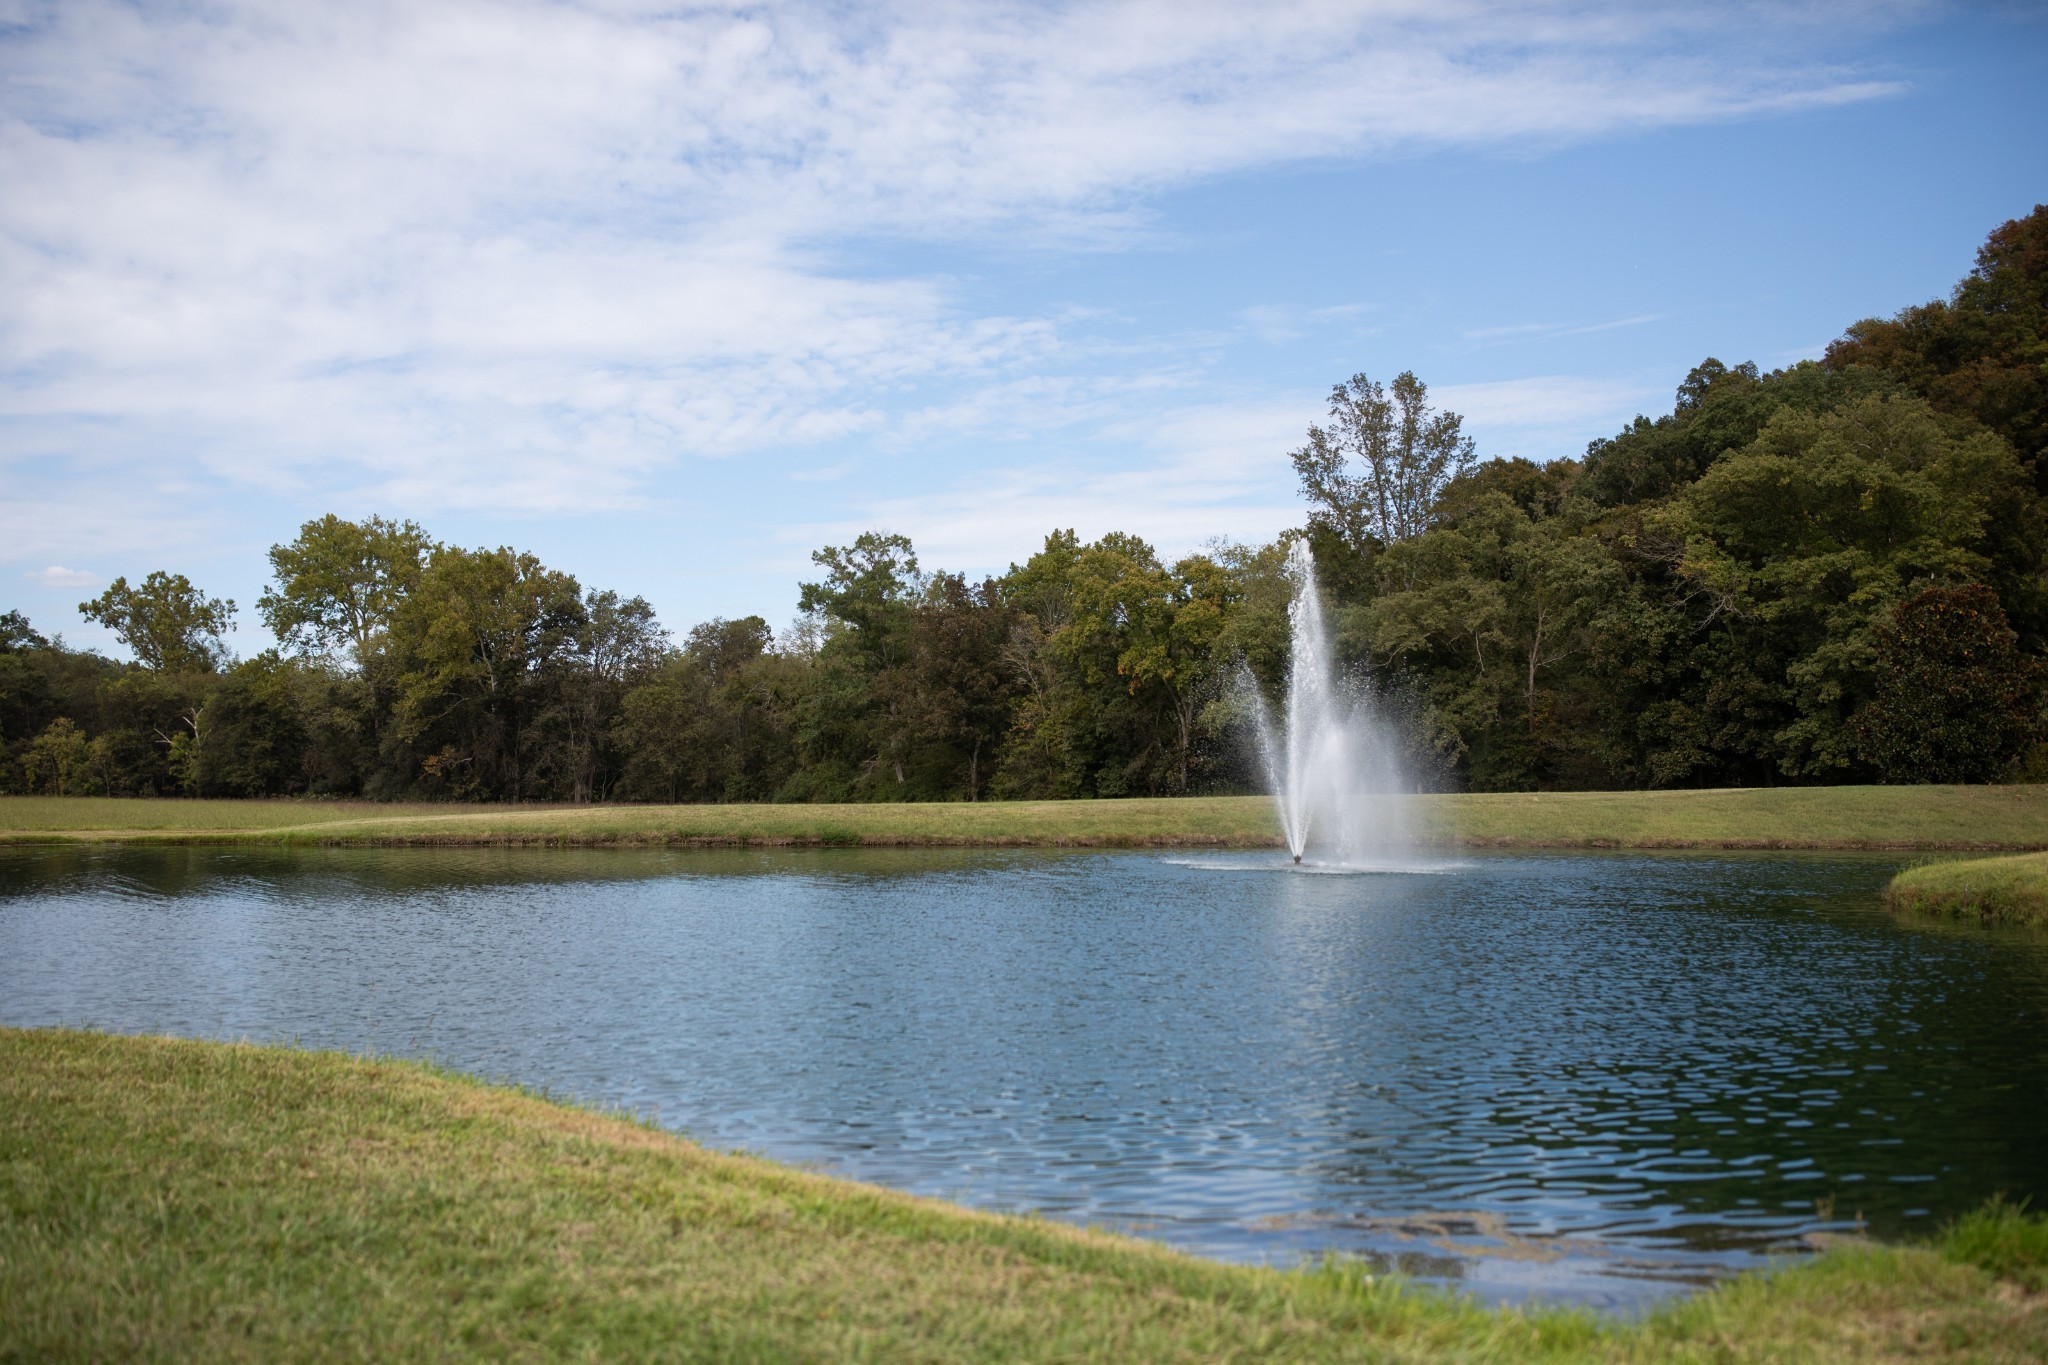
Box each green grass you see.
[3,784,2046,850]
[1444,784,2048,851]
[2,1029,2043,1362]
[1886,850,2048,925]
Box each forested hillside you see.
[6,207,2044,801]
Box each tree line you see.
[5,206,2045,800]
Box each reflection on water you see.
[4,844,2045,1309]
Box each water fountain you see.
[1250,541,1414,868]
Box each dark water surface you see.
[4,845,2045,1308]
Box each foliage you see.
[613,617,800,802]
[77,572,237,673]
[1856,586,2043,783]
[1292,370,1475,554]
[4,210,2045,800]
[1656,395,2028,778]
[18,718,91,795]
[385,545,588,802]
[257,514,430,660]
[1940,1198,2048,1290]
[1827,203,2048,494]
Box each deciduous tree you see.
[1292,371,1475,556]
[1855,585,2042,783]
[78,573,236,673]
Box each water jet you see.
[1250,541,1413,868]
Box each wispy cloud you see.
[1238,302,1380,345]
[1,0,1915,565]
[1461,314,1664,346]
[788,399,1313,575]
[1436,374,1665,459]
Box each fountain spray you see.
[1251,541,1413,868]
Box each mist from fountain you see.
[1249,541,1414,869]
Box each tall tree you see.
[614,617,800,803]
[258,515,432,659]
[795,533,923,794]
[905,574,1018,800]
[386,546,584,801]
[79,573,236,673]
[545,588,666,802]
[258,515,433,745]
[1292,371,1475,555]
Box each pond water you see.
[4,845,2045,1309]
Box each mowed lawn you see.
[1887,849,2048,925]
[2,784,2045,849]
[4,1029,2046,1363]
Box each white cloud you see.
[789,397,1314,574]
[1435,374,1666,461]
[1461,314,1662,345]
[1239,302,1380,346]
[27,566,98,589]
[1437,375,1660,429]
[831,370,1675,575]
[0,0,1915,556]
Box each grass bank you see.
[2,784,2045,851]
[1887,851,2048,925]
[2,1030,2043,1362]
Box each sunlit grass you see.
[1444,784,2048,852]
[3,1029,2043,1362]
[4,784,2046,850]
[1886,850,2048,925]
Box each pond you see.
[4,844,2045,1309]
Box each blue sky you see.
[4,0,2045,659]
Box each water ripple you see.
[3,844,2045,1311]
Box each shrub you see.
[1855,584,2043,782]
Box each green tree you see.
[20,717,91,795]
[1827,204,2048,492]
[1292,371,1475,556]
[904,575,1018,800]
[1364,486,1621,788]
[198,653,316,797]
[798,533,921,670]
[258,515,432,658]
[541,589,666,802]
[79,573,236,673]
[614,617,799,803]
[258,515,433,750]
[1854,585,2043,783]
[1658,393,2030,777]
[793,533,923,796]
[1,612,56,765]
[1578,359,1905,510]
[1078,544,1234,792]
[990,531,1088,799]
[386,546,584,801]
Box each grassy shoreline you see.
[4,1028,2045,1362]
[1887,850,2048,925]
[2,784,2045,851]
